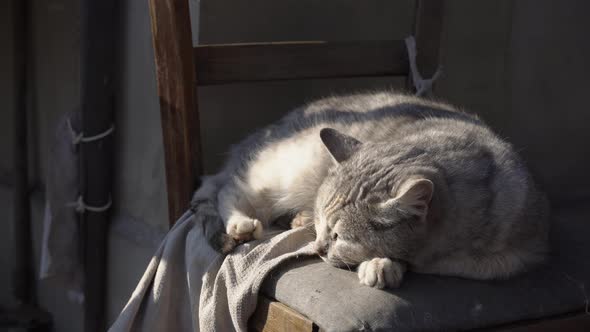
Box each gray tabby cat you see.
[193,91,549,289]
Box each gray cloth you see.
[108,200,315,332]
[262,209,590,331]
[109,208,214,332]
[39,111,85,303]
[200,228,314,331]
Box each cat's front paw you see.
[227,216,264,242]
[358,258,406,289]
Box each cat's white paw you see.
[358,258,405,289]
[291,210,314,229]
[227,216,264,242]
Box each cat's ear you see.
[381,178,434,218]
[320,128,362,164]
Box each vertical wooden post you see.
[408,0,445,92]
[148,0,202,226]
[80,1,116,331]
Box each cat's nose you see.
[314,241,328,256]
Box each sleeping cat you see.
[192,91,550,289]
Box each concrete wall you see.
[1,0,589,331]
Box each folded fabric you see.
[109,199,315,332]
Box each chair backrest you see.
[148,0,445,226]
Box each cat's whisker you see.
[304,230,317,238]
[341,260,353,273]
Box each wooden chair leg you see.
[148,0,203,225]
[249,296,318,332]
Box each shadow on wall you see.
[507,0,590,206]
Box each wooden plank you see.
[148,0,203,225]
[195,40,409,85]
[408,0,445,91]
[249,296,317,332]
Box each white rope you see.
[66,118,115,145]
[66,195,112,214]
[405,36,442,96]
[64,117,114,214]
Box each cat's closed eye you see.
[331,232,338,241]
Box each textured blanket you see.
[109,200,315,332]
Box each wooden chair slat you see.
[194,40,409,85]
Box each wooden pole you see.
[80,0,116,331]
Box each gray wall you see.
[0,0,15,308]
[0,0,589,331]
[508,0,590,203]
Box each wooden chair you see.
[148,0,443,226]
[147,1,590,330]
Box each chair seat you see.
[261,208,590,331]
